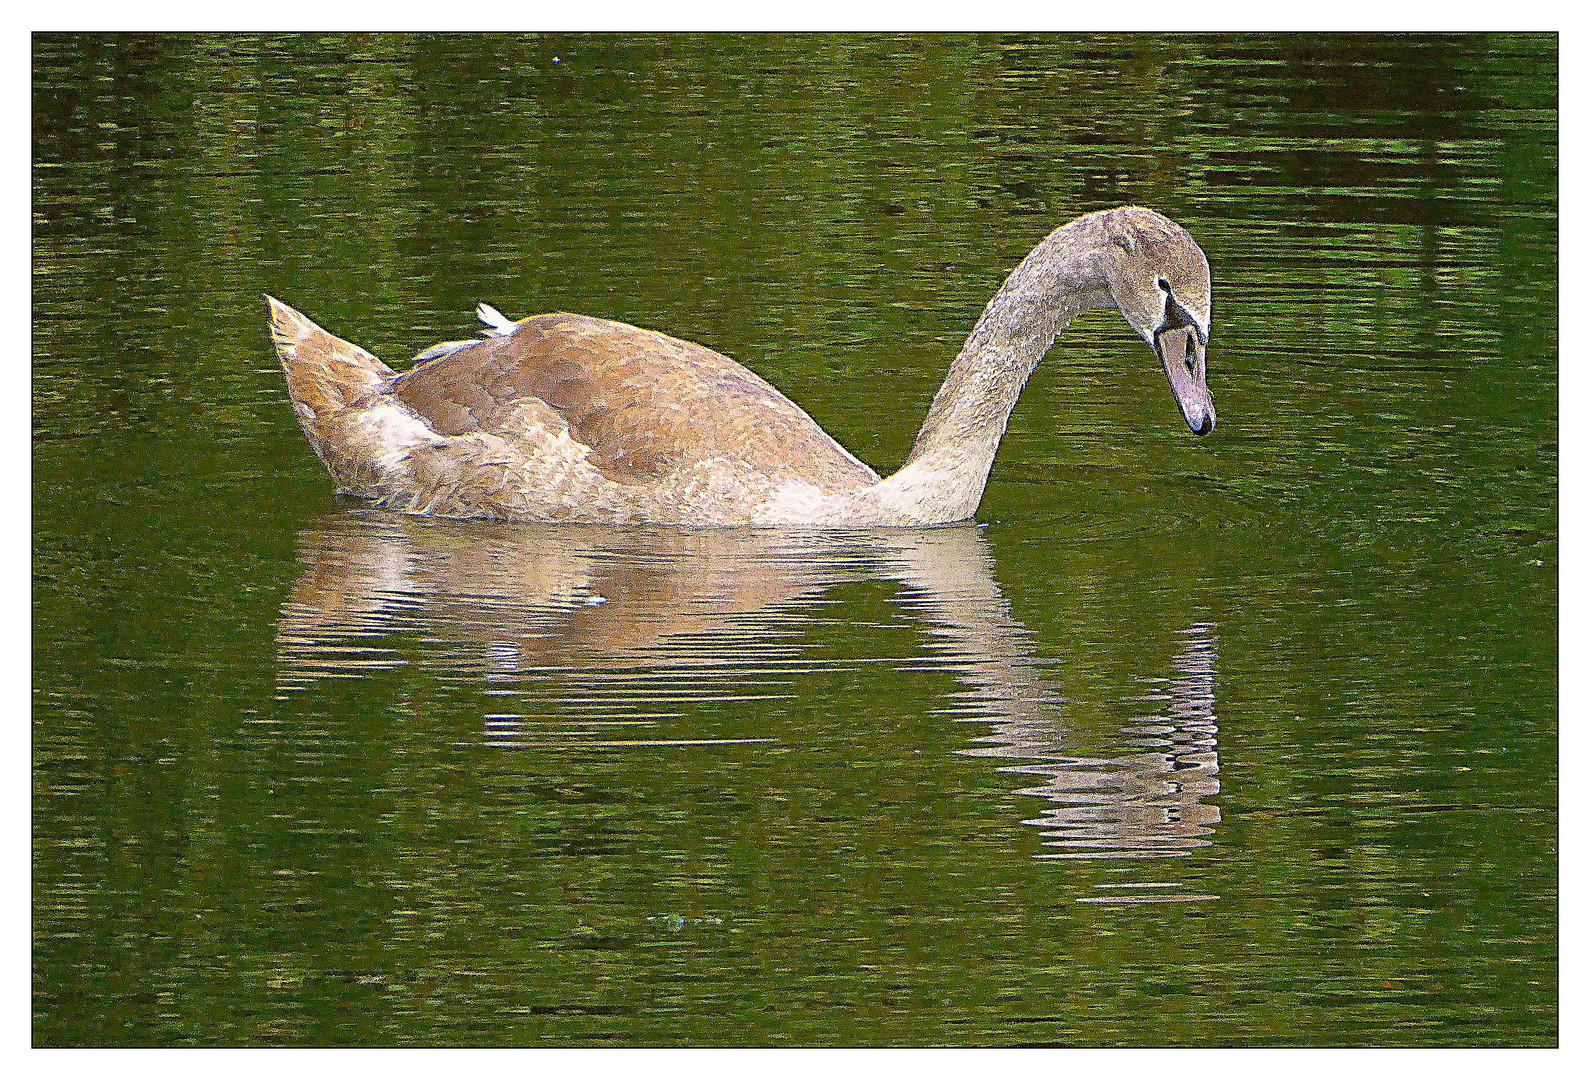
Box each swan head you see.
[1101,207,1216,436]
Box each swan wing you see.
[389,313,879,489]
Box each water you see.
[32,33,1556,1045]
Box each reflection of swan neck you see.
[861,222,1114,523]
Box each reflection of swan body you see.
[277,514,1039,682]
[266,206,1214,526]
[279,516,853,676]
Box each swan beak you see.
[1155,326,1217,437]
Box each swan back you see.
[391,313,879,491]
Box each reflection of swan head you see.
[989,622,1222,902]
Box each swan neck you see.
[865,223,1115,523]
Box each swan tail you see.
[266,295,436,499]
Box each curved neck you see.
[863,219,1117,524]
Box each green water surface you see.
[32,33,1557,1045]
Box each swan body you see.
[268,205,1215,527]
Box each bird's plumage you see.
[267,205,1216,527]
[390,313,878,491]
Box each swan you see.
[267,204,1214,527]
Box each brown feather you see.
[389,314,878,490]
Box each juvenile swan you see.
[268,205,1215,527]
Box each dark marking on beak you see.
[1156,292,1206,344]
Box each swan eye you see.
[1157,277,1171,293]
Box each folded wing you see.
[389,313,879,491]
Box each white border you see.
[14,5,1574,1072]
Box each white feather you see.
[476,302,518,337]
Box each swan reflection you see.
[277,512,1220,898]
